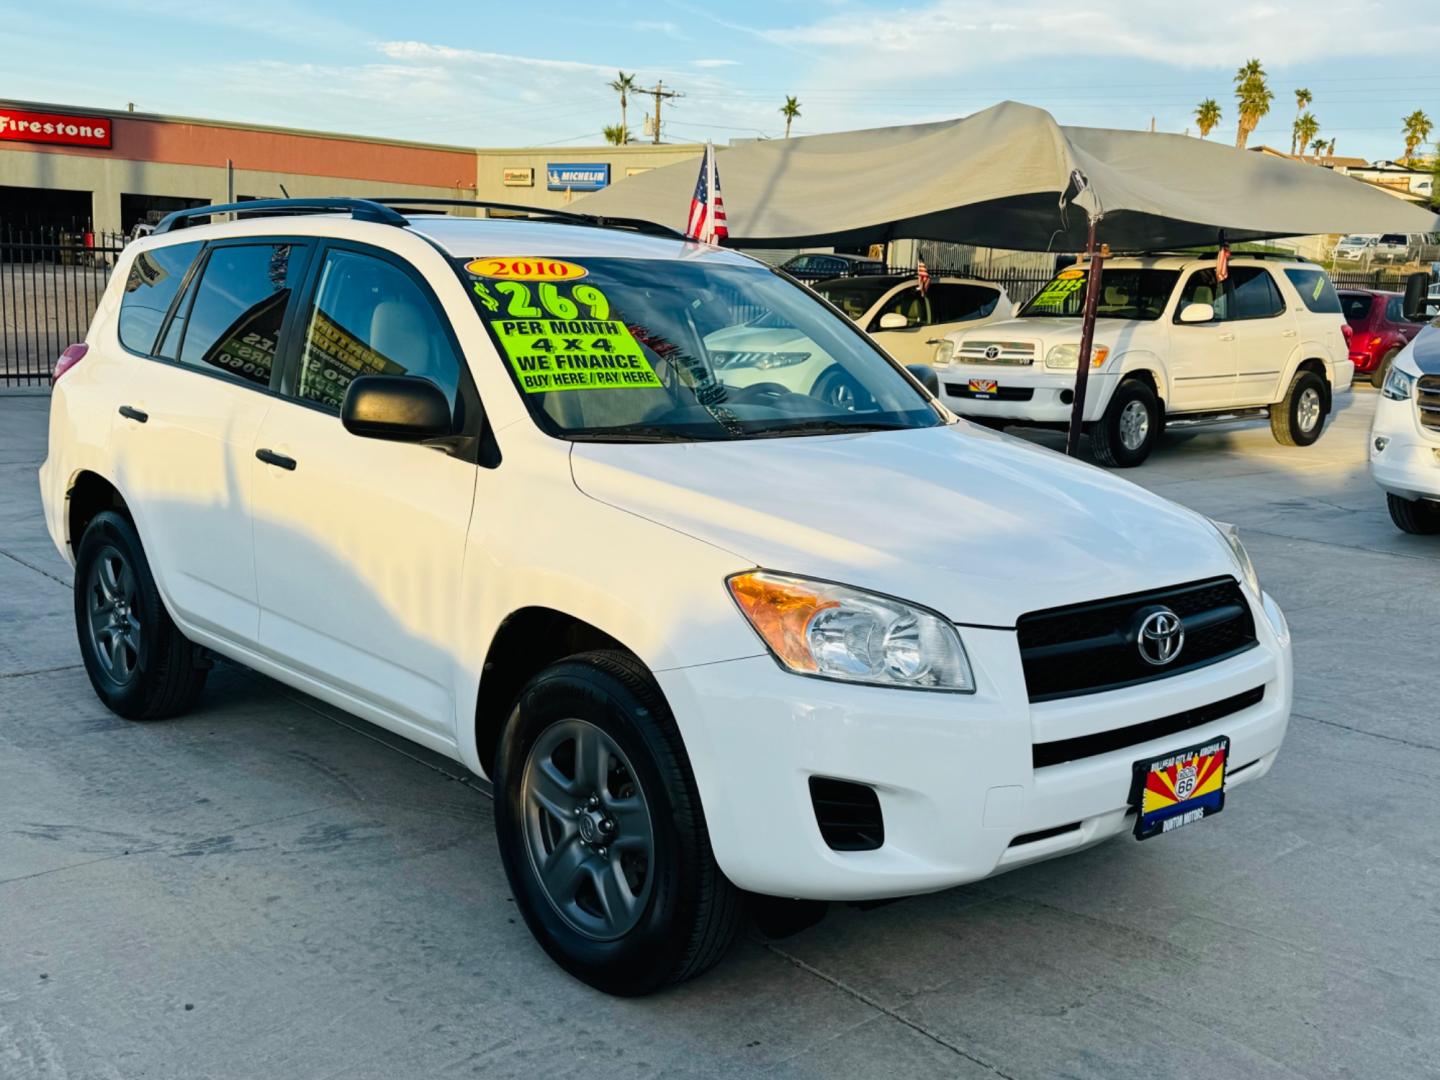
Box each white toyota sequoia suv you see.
[40,200,1294,994]
[934,255,1353,466]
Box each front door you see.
[1168,269,1237,411]
[250,245,477,744]
[1226,267,1295,406]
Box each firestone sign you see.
[0,108,113,149]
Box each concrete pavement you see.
[2,389,1438,1080]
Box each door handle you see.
[255,448,297,471]
[1281,329,1297,337]
[118,405,148,423]
[1218,333,1235,342]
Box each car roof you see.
[1084,254,1308,271]
[814,274,996,288]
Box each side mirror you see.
[1178,302,1216,324]
[905,363,941,396]
[1403,272,1430,322]
[342,375,452,442]
[878,312,910,330]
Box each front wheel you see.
[1271,370,1329,446]
[493,651,744,995]
[1387,493,1440,535]
[1090,379,1160,468]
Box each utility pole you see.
[640,80,683,144]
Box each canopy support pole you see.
[1065,217,1105,457]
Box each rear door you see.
[1168,268,1237,410]
[249,242,479,744]
[1227,267,1295,406]
[109,237,310,646]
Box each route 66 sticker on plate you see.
[1130,736,1228,840]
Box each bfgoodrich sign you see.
[546,163,610,192]
[0,108,113,149]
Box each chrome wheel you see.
[1118,399,1150,451]
[86,545,141,685]
[1297,387,1322,433]
[521,718,654,941]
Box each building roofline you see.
[475,143,707,155]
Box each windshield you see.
[1019,267,1179,321]
[813,278,897,320]
[460,256,942,442]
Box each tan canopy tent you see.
[580,101,1438,455]
[580,101,1439,251]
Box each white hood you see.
[569,423,1236,627]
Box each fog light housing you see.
[1374,436,1389,452]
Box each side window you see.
[1385,296,1406,323]
[871,286,929,329]
[295,249,461,413]
[1176,269,1227,320]
[1229,267,1285,320]
[117,241,202,355]
[177,243,304,387]
[1283,268,1342,314]
[928,284,1000,324]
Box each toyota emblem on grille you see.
[1136,608,1185,666]
[984,345,1002,360]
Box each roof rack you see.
[1140,248,1311,263]
[153,195,685,241]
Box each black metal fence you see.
[1,229,125,386]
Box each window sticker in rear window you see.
[467,262,661,394]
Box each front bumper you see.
[1370,391,1440,502]
[934,364,1115,424]
[659,590,1292,901]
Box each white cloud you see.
[692,58,740,68]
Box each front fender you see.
[1110,351,1169,402]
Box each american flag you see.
[1215,243,1230,283]
[686,142,728,244]
[916,258,930,296]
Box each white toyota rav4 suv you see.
[40,200,1294,995]
[934,255,1352,467]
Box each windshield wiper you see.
[746,418,914,439]
[566,425,728,443]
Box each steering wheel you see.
[725,382,796,407]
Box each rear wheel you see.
[493,650,744,995]
[1387,493,1440,535]
[73,511,209,720]
[1091,379,1160,468]
[1370,349,1399,390]
[1270,370,1328,447]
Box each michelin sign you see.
[547,163,611,192]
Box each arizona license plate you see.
[1130,736,1228,840]
[968,378,998,396]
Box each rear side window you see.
[177,244,305,388]
[1338,292,1373,324]
[117,242,201,354]
[1284,268,1343,314]
[294,249,461,412]
[928,283,1000,323]
[1229,267,1285,320]
[1385,296,1406,323]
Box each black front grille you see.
[809,777,884,851]
[1418,375,1440,432]
[945,383,1035,401]
[1032,685,1265,768]
[1016,577,1257,702]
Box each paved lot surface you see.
[2,388,1438,1080]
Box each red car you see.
[1339,289,1425,387]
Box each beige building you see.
[474,144,704,208]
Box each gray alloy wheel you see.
[521,717,656,942]
[1118,398,1151,451]
[85,544,142,685]
[1296,386,1322,434]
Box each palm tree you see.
[608,71,637,145]
[1195,99,1222,139]
[1401,109,1433,163]
[1312,138,1328,157]
[1294,113,1320,159]
[602,123,631,146]
[1290,88,1312,154]
[1233,58,1273,150]
[780,95,801,138]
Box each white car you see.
[40,199,1293,995]
[934,255,1353,467]
[1370,312,1440,534]
[1333,234,1379,264]
[810,274,1015,365]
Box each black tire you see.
[1387,493,1440,535]
[811,364,875,413]
[1271,369,1328,447]
[493,650,744,995]
[1090,378,1160,468]
[73,511,209,720]
[1370,349,1399,390]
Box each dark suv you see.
[1339,289,1426,387]
[779,252,886,283]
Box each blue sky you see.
[3,0,1436,161]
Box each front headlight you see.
[1210,520,1260,596]
[933,340,956,366]
[727,571,975,692]
[1381,365,1415,401]
[1044,343,1110,370]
